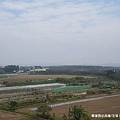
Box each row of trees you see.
[30,68,107,76]
[30,68,118,76]
[0,65,19,73]
[0,65,43,74]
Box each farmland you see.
[0,74,86,83]
[50,95,120,118]
[16,94,120,120]
[0,110,46,120]
[0,66,120,120]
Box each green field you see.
[52,85,92,92]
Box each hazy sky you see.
[0,0,120,66]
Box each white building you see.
[30,68,48,72]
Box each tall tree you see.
[4,65,19,73]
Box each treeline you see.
[30,67,120,81]
[47,65,120,70]
[30,65,120,76]
[106,70,120,81]
[30,68,107,76]
[1,65,120,81]
[0,65,19,74]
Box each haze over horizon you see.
[0,0,120,66]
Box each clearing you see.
[50,95,120,118]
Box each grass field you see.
[0,74,96,83]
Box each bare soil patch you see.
[0,110,28,120]
[0,75,77,82]
[50,95,120,118]
[0,110,46,120]
[0,74,96,83]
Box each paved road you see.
[30,94,120,111]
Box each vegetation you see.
[0,65,120,120]
[8,101,19,112]
[36,104,54,120]
[0,101,19,112]
[0,69,5,74]
[106,70,120,81]
[4,65,19,73]
[29,65,119,76]
[63,105,91,120]
[36,103,52,115]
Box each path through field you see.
[30,94,120,110]
[50,94,120,118]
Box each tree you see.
[8,101,19,112]
[0,69,4,74]
[68,105,88,120]
[36,104,54,120]
[36,103,52,115]
[4,65,19,73]
[84,113,91,120]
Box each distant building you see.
[30,68,48,72]
[18,70,24,73]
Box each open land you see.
[0,75,79,82]
[0,110,46,120]
[0,73,120,120]
[0,74,96,83]
[50,95,120,119]
[16,94,120,119]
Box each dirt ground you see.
[0,110,28,120]
[0,74,95,82]
[50,95,120,118]
[0,110,46,120]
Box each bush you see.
[38,113,55,120]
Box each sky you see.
[0,0,120,66]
